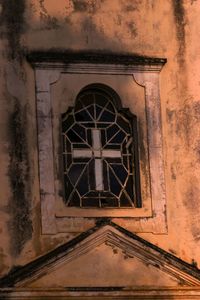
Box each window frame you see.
[28,51,167,234]
[61,83,142,209]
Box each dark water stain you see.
[191,259,198,268]
[181,102,200,144]
[183,183,200,241]
[39,0,60,30]
[184,184,200,212]
[124,4,139,12]
[172,0,186,65]
[8,101,32,256]
[82,17,93,33]
[194,140,200,164]
[72,0,89,12]
[126,21,138,38]
[0,0,26,60]
[138,121,146,165]
[170,163,177,180]
[32,202,42,257]
[0,248,8,275]
[169,248,177,255]
[72,0,104,13]
[166,101,200,148]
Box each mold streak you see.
[172,0,186,64]
[0,0,26,60]
[8,101,32,256]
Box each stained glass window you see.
[62,84,141,208]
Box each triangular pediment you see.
[1,221,200,288]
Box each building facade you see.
[0,0,200,298]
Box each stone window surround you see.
[28,52,167,235]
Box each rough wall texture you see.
[8,100,32,256]
[0,0,200,279]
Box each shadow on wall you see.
[26,0,154,53]
[0,0,147,262]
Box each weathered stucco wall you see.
[0,0,200,278]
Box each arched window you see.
[62,84,141,208]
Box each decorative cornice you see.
[27,50,167,65]
[26,50,166,73]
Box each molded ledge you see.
[26,49,167,67]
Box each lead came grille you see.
[62,85,141,208]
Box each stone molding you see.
[28,51,167,234]
[1,288,200,299]
[27,50,166,66]
[18,225,200,287]
[0,222,200,299]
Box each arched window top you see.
[76,83,123,110]
[62,84,141,208]
[74,84,129,131]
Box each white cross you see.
[72,129,121,190]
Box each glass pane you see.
[72,123,86,140]
[109,130,126,143]
[62,114,74,132]
[63,174,73,201]
[109,167,121,196]
[117,116,130,134]
[120,192,132,207]
[62,87,140,208]
[67,129,83,143]
[95,104,103,119]
[110,164,128,184]
[68,191,80,206]
[75,110,92,122]
[87,104,95,118]
[95,93,108,107]
[97,123,110,129]
[107,124,120,141]
[76,168,89,196]
[78,93,93,107]
[68,164,86,185]
[99,110,115,122]
[106,102,115,114]
[82,197,99,207]
[101,197,118,207]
